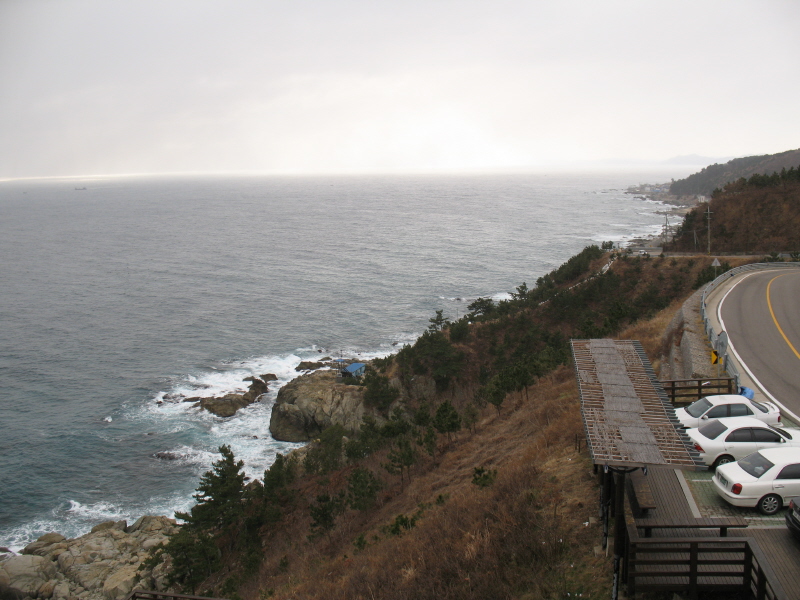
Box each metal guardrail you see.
[700,262,800,389]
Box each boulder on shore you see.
[0,516,178,600]
[242,377,268,402]
[199,394,252,417]
[295,361,325,372]
[198,377,269,417]
[269,370,381,442]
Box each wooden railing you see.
[625,526,786,600]
[124,592,229,600]
[659,377,736,405]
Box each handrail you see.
[700,262,800,388]
[659,377,735,404]
[625,525,787,600]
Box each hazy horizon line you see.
[0,158,721,184]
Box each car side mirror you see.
[701,415,708,420]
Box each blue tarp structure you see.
[343,362,366,377]
[738,386,755,400]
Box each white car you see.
[675,394,781,429]
[713,447,800,515]
[687,417,800,468]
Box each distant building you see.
[341,362,366,378]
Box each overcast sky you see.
[1,0,799,179]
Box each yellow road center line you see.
[766,274,800,361]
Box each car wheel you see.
[757,494,782,515]
[713,455,734,470]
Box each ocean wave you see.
[0,492,196,553]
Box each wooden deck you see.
[623,467,799,600]
[741,528,800,600]
[629,467,695,522]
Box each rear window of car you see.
[770,426,793,440]
[699,420,728,440]
[739,452,775,478]
[752,429,781,443]
[751,400,769,413]
[687,398,713,418]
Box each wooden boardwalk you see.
[623,467,798,600]
[741,528,800,600]
[630,467,695,521]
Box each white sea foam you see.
[1,171,692,552]
[1,492,196,553]
[126,344,399,485]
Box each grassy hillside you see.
[669,148,800,197]
[668,166,800,254]
[152,249,761,600]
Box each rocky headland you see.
[0,362,409,600]
[0,516,177,600]
[269,370,374,442]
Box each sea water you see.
[0,171,688,550]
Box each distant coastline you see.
[624,182,699,251]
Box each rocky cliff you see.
[0,516,177,600]
[269,370,376,442]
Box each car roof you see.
[712,416,774,428]
[703,394,755,405]
[757,447,800,464]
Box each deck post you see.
[756,563,767,600]
[689,542,699,599]
[612,470,627,600]
[742,542,753,594]
[601,466,611,549]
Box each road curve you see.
[718,269,800,419]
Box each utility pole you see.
[706,205,713,255]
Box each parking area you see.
[685,469,789,526]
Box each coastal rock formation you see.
[0,516,178,600]
[269,370,374,442]
[199,394,251,417]
[199,376,269,417]
[295,361,325,372]
[241,377,268,401]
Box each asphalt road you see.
[718,269,800,419]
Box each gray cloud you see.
[1,0,799,178]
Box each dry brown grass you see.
[222,366,613,600]
[214,256,759,600]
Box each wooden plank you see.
[740,529,800,600]
[639,468,695,522]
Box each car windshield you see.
[686,398,713,418]
[738,452,775,478]
[769,425,792,440]
[698,420,728,440]
[751,400,769,413]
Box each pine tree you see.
[177,444,246,529]
[383,437,417,485]
[163,445,245,591]
[433,400,461,440]
[346,467,382,511]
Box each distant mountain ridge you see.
[669,148,800,196]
